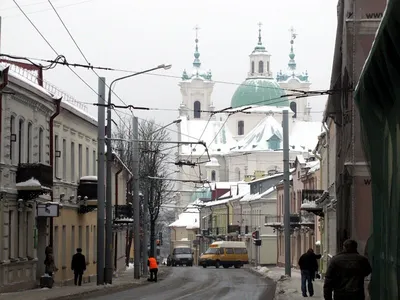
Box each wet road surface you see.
[88,265,275,300]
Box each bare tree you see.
[139,120,173,257]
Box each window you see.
[71,142,75,182]
[86,147,89,175]
[62,139,67,180]
[78,225,82,248]
[39,128,44,162]
[18,119,24,164]
[251,61,255,74]
[225,248,234,254]
[25,212,29,257]
[258,61,264,73]
[237,120,244,136]
[54,226,59,266]
[194,101,201,119]
[71,226,75,259]
[54,135,59,177]
[17,211,20,256]
[62,225,66,267]
[78,144,83,179]
[93,225,97,263]
[267,61,270,72]
[8,211,13,258]
[86,226,90,262]
[235,167,241,181]
[10,115,15,162]
[93,150,96,175]
[211,170,216,182]
[27,123,32,163]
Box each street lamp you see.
[104,64,171,284]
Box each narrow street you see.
[88,266,276,300]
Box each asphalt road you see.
[88,266,276,300]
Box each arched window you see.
[211,170,216,182]
[235,167,241,181]
[18,118,24,164]
[258,61,264,74]
[237,120,244,136]
[194,101,201,119]
[251,61,255,74]
[267,61,270,72]
[10,115,15,163]
[27,122,32,163]
[39,127,44,163]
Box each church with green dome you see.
[231,24,289,109]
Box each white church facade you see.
[174,26,323,210]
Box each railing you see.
[301,211,315,224]
[3,62,89,112]
[302,189,325,203]
[77,178,98,200]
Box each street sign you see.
[252,230,259,239]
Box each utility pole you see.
[105,86,113,284]
[97,77,106,285]
[283,109,291,277]
[133,116,141,279]
[142,188,149,276]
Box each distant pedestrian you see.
[298,248,322,297]
[323,239,372,300]
[71,248,86,286]
[148,256,158,282]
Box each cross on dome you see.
[193,24,201,68]
[257,22,263,45]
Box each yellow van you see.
[199,241,249,269]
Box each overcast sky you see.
[1,0,338,131]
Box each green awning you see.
[354,1,400,299]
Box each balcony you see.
[77,176,98,214]
[114,204,133,224]
[264,214,302,230]
[16,163,52,200]
[301,189,325,217]
[300,211,315,228]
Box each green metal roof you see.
[231,78,288,108]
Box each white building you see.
[175,26,322,210]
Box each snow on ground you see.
[127,263,134,270]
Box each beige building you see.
[0,61,131,291]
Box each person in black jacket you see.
[71,248,86,286]
[298,248,322,297]
[324,239,371,300]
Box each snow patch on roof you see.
[169,206,199,229]
[231,116,283,152]
[16,178,42,190]
[289,121,323,151]
[80,176,98,181]
[179,116,237,155]
[240,186,276,202]
[203,198,231,207]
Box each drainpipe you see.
[321,121,329,273]
[49,98,61,247]
[0,67,9,159]
[114,165,123,271]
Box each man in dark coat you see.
[298,248,322,297]
[71,248,86,286]
[324,239,372,300]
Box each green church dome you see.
[231,78,289,108]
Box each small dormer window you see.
[258,61,264,74]
[237,120,244,135]
[267,134,281,150]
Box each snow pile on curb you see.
[253,266,288,281]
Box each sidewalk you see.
[0,266,169,300]
[253,266,323,299]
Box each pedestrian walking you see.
[147,256,158,282]
[323,239,372,300]
[71,248,86,286]
[298,248,322,297]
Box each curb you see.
[45,268,172,300]
[247,267,277,300]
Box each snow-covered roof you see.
[248,172,284,183]
[240,186,276,202]
[231,116,283,152]
[169,206,199,229]
[203,198,231,207]
[208,181,239,190]
[289,121,323,152]
[80,176,98,181]
[307,160,320,173]
[219,182,250,199]
[179,116,237,155]
[205,157,220,167]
